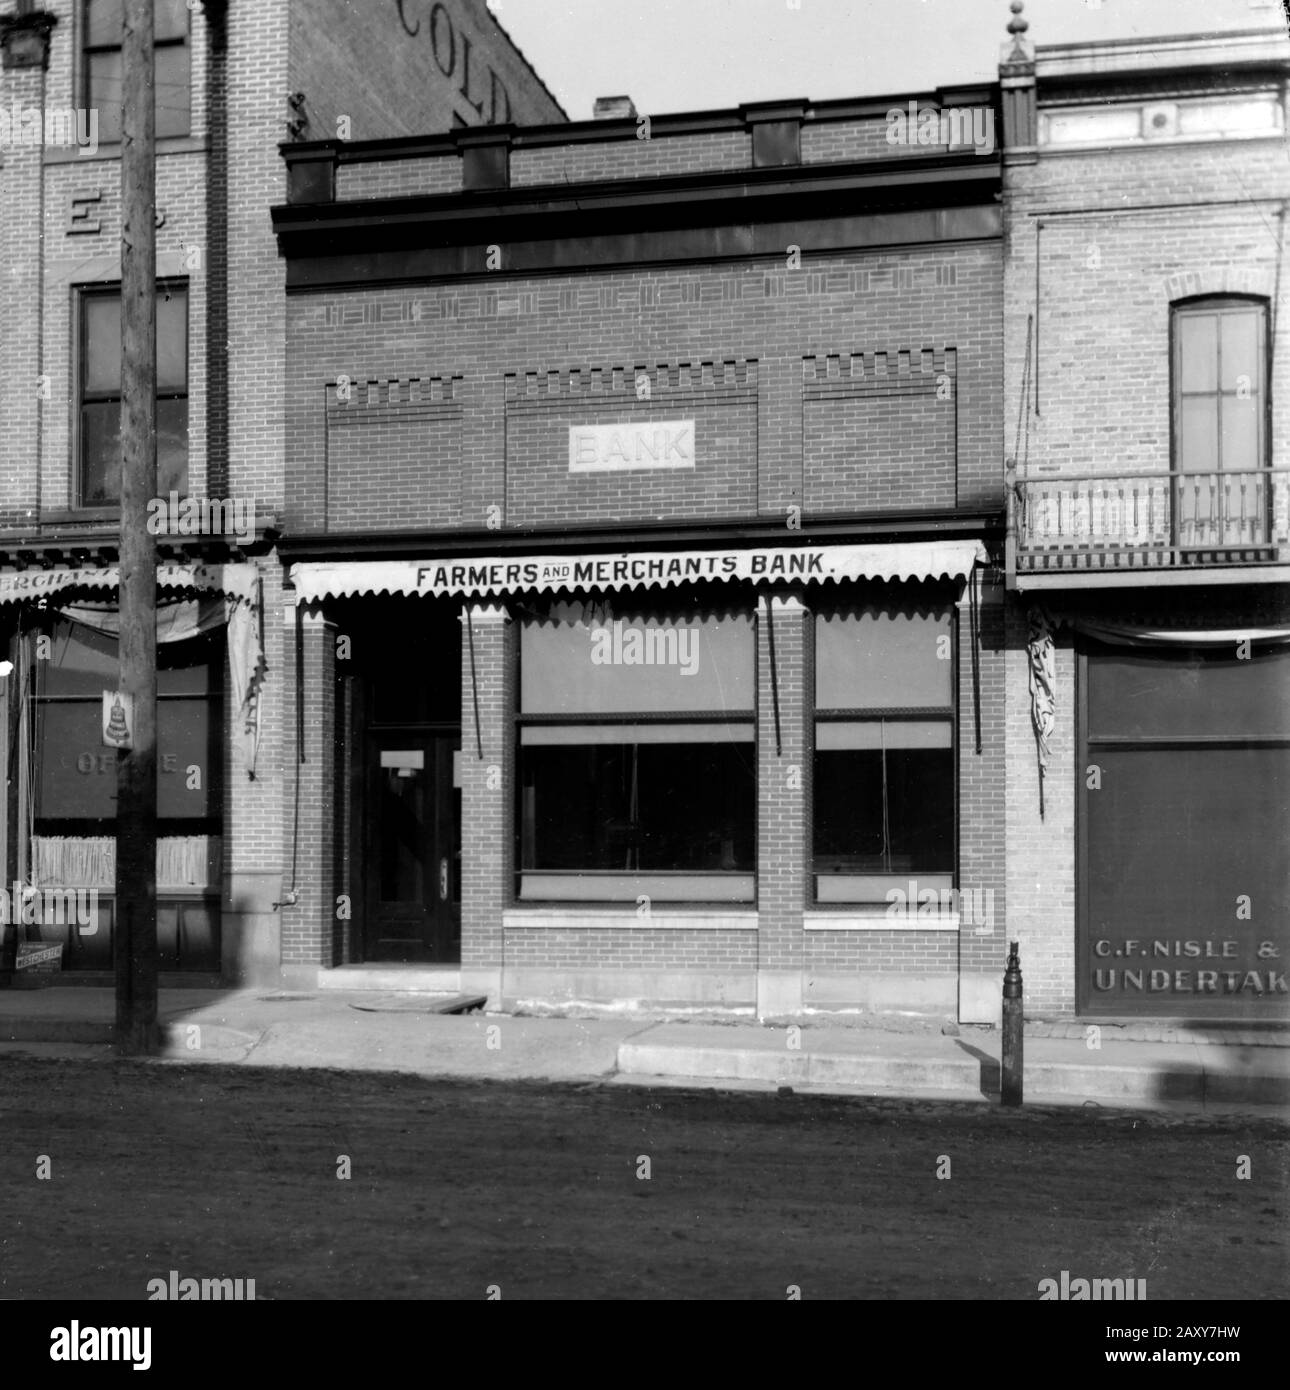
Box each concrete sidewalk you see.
[0,986,1287,1112]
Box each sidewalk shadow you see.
[953,1039,1000,1099]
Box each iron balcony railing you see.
[1007,467,1290,574]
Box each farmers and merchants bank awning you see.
[288,540,987,604]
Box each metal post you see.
[1001,940,1023,1106]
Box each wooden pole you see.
[116,0,158,1054]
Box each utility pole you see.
[116,0,158,1054]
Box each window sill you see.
[38,508,119,526]
[518,872,755,903]
[44,137,209,165]
[504,907,758,931]
[805,910,960,932]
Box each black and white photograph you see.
[0,0,1287,1350]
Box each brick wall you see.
[503,361,758,528]
[325,379,463,531]
[757,595,808,1001]
[802,351,957,514]
[460,606,513,975]
[284,243,1001,536]
[1002,81,1290,1017]
[1004,140,1289,499]
[1004,604,1077,1016]
[280,607,337,968]
[501,928,757,970]
[335,154,463,200]
[957,579,1008,984]
[510,129,749,186]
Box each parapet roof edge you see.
[1033,26,1290,77]
[280,84,1000,165]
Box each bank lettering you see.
[569,421,695,473]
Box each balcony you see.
[1008,467,1290,588]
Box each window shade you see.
[816,609,952,709]
[521,609,754,714]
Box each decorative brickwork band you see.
[504,359,757,400]
[802,347,956,390]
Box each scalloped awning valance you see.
[288,540,988,604]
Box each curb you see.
[617,1042,1290,1108]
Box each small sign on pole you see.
[103,690,134,750]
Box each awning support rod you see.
[969,567,982,756]
[466,607,483,760]
[764,593,782,757]
[295,600,305,765]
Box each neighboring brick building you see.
[1001,15,1290,1020]
[0,0,563,983]
[271,81,1009,1019]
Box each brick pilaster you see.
[756,589,808,1016]
[279,604,337,979]
[459,602,513,1004]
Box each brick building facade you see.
[1001,18,1290,1021]
[271,84,1009,1019]
[0,0,562,982]
[7,2,1281,1028]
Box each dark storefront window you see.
[28,618,222,971]
[1080,642,1290,1018]
[78,283,188,507]
[517,599,755,901]
[34,619,219,829]
[84,0,191,145]
[814,603,954,903]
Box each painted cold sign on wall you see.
[395,0,516,126]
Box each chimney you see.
[593,95,637,120]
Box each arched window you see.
[1171,297,1269,548]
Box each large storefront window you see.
[28,617,222,971]
[814,600,954,904]
[1079,642,1290,1019]
[517,598,755,901]
[34,620,220,827]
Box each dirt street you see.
[1,1056,1286,1301]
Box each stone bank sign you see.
[569,421,696,474]
[395,0,513,125]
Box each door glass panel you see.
[1220,309,1259,392]
[378,757,426,903]
[1179,397,1218,474]
[1221,396,1258,474]
[1178,313,1217,392]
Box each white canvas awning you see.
[0,560,259,606]
[289,539,988,604]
